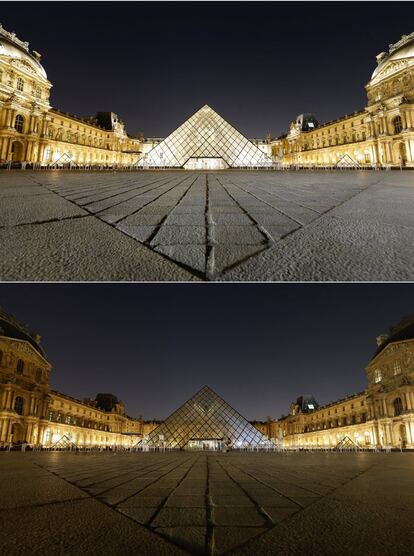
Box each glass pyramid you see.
[138,105,273,169]
[139,385,275,450]
[335,435,360,451]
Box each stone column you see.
[1,419,10,443]
[0,137,10,160]
[26,422,33,443]
[6,389,13,409]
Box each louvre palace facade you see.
[0,306,413,450]
[0,23,413,169]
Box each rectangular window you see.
[373,369,382,383]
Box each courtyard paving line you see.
[60,174,174,204]
[58,456,180,490]
[57,455,194,499]
[111,455,197,507]
[79,174,193,215]
[214,458,274,526]
[223,177,322,214]
[220,175,323,227]
[95,458,197,501]
[242,173,385,206]
[219,460,312,511]
[104,173,198,225]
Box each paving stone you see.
[165,495,206,508]
[151,225,206,246]
[211,494,254,507]
[118,506,158,524]
[212,225,266,245]
[1,170,414,281]
[165,213,206,225]
[155,526,207,554]
[213,526,267,555]
[155,245,206,273]
[213,507,267,526]
[152,508,207,526]
[116,222,158,243]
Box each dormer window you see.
[393,361,401,375]
[373,368,382,383]
[16,77,24,92]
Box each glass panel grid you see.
[140,385,274,449]
[138,105,273,168]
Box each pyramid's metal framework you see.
[138,105,273,169]
[139,385,275,449]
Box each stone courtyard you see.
[0,170,413,281]
[0,451,413,555]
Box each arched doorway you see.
[10,422,25,444]
[399,424,407,449]
[10,141,24,162]
[398,143,407,166]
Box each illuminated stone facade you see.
[0,308,156,448]
[2,307,414,451]
[0,24,141,166]
[270,32,414,168]
[259,316,414,450]
[2,23,412,170]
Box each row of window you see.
[47,411,110,431]
[373,361,402,383]
[0,70,43,99]
[0,351,43,382]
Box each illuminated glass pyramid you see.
[140,385,275,449]
[138,105,273,169]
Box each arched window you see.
[16,77,24,92]
[14,396,24,415]
[393,397,403,416]
[35,368,42,382]
[16,359,24,374]
[14,114,24,133]
[393,116,403,134]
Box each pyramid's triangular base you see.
[51,434,78,450]
[137,385,275,450]
[138,105,273,169]
[335,154,360,168]
[335,435,360,451]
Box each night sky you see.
[2,2,413,138]
[0,284,412,421]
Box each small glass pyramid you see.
[335,435,360,451]
[138,105,273,169]
[139,385,275,450]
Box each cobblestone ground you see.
[0,452,413,555]
[0,170,413,281]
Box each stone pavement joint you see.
[1,170,414,280]
[1,452,413,555]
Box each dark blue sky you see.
[0,284,412,420]
[2,2,412,137]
